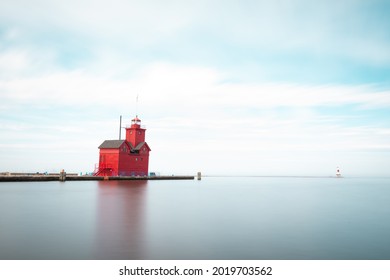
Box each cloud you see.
[1,61,389,175]
[0,0,196,45]
[1,0,390,175]
[2,60,389,116]
[0,49,29,72]
[2,0,390,67]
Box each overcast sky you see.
[1,0,389,176]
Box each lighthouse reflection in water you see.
[95,180,148,259]
[1,177,390,260]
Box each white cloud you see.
[2,61,389,116]
[0,50,30,75]
[1,0,389,66]
[0,0,197,45]
[1,0,390,177]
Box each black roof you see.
[134,142,146,150]
[98,140,125,149]
[98,140,150,151]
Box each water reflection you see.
[93,180,148,259]
[1,177,389,260]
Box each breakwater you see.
[0,173,195,182]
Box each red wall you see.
[98,143,149,176]
[98,149,120,176]
[118,144,149,176]
[125,127,146,147]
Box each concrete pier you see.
[0,173,195,182]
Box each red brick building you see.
[95,116,151,176]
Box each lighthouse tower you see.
[95,115,151,176]
[126,116,145,147]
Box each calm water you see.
[0,176,389,260]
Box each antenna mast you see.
[136,94,139,116]
[119,115,122,140]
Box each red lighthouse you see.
[95,116,151,176]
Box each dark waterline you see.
[0,177,389,260]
